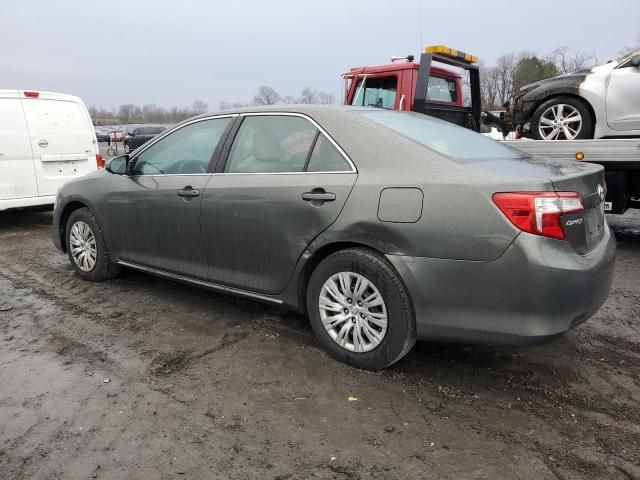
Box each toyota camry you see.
[53,106,616,369]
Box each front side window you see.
[427,76,458,103]
[132,117,231,175]
[351,76,397,109]
[225,116,317,173]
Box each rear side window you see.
[306,135,351,172]
[22,100,88,132]
[225,116,317,173]
[359,110,521,160]
[427,76,458,103]
[133,117,231,175]
[351,76,397,109]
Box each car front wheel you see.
[531,96,594,140]
[66,207,120,281]
[306,248,416,370]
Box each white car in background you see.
[513,49,640,140]
[0,90,102,211]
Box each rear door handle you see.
[302,191,336,202]
[177,186,200,198]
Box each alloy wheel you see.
[69,221,97,272]
[318,272,388,353]
[538,103,583,140]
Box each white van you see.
[0,90,102,211]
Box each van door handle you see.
[302,189,336,202]
[177,186,200,198]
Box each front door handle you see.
[302,190,336,202]
[177,186,200,198]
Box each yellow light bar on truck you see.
[425,45,478,64]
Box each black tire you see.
[306,248,416,370]
[65,207,120,281]
[531,96,594,140]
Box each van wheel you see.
[531,96,594,140]
[66,208,120,281]
[306,248,416,370]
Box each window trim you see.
[127,114,238,177]
[216,112,357,175]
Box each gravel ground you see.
[0,208,638,480]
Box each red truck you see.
[343,46,484,132]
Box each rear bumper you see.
[387,226,616,345]
[0,195,56,211]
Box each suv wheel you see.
[306,248,416,370]
[66,207,120,281]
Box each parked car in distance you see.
[52,106,616,369]
[0,89,102,211]
[513,49,640,140]
[124,126,166,153]
[94,127,110,142]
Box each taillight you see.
[492,192,584,240]
[24,91,40,98]
[96,154,105,169]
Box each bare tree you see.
[191,99,208,114]
[494,53,518,105]
[478,60,500,110]
[281,95,297,104]
[551,46,597,74]
[253,86,281,106]
[316,91,336,105]
[298,86,318,104]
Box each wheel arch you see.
[295,240,409,315]
[528,92,597,135]
[57,200,90,252]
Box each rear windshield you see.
[358,110,521,160]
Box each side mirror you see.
[105,155,129,175]
[630,54,640,67]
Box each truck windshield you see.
[358,110,522,160]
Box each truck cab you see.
[344,60,463,112]
[343,46,482,132]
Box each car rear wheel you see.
[531,96,594,140]
[306,248,416,370]
[66,207,120,281]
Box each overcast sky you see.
[2,0,638,110]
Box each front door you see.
[606,59,640,131]
[105,116,234,278]
[201,114,357,294]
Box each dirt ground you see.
[0,208,638,480]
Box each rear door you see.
[0,92,37,200]
[22,93,97,196]
[201,113,357,294]
[606,59,640,131]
